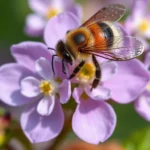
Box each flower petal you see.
[25,14,46,37]
[53,57,69,80]
[72,100,116,144]
[37,96,55,116]
[103,59,149,103]
[68,4,83,20]
[28,0,49,14]
[11,42,53,72]
[85,86,111,101]
[21,99,64,143]
[44,12,80,48]
[72,87,84,104]
[134,91,150,121]
[0,64,36,106]
[35,57,53,80]
[132,0,148,19]
[56,0,74,10]
[144,52,150,68]
[58,79,71,104]
[101,62,118,82]
[21,77,40,98]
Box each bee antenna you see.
[52,54,57,75]
[48,47,55,51]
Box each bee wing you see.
[81,36,144,61]
[81,4,126,28]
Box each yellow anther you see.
[76,63,95,84]
[40,80,53,96]
[45,8,61,19]
[139,19,150,32]
[146,83,150,90]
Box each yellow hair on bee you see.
[66,27,94,61]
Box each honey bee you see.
[50,4,144,90]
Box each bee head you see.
[56,40,73,65]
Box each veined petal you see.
[0,64,36,106]
[85,86,111,101]
[103,59,149,103]
[101,62,118,82]
[134,91,150,121]
[11,41,52,72]
[37,96,55,116]
[72,100,116,144]
[21,99,64,143]
[44,12,80,48]
[132,0,148,19]
[21,77,40,98]
[35,57,53,80]
[58,79,71,104]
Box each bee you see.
[50,4,144,90]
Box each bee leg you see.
[62,59,66,74]
[68,61,85,79]
[91,55,101,91]
[52,54,57,75]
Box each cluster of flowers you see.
[0,0,150,145]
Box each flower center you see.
[146,83,150,91]
[76,63,95,84]
[138,19,150,32]
[40,80,53,96]
[45,8,61,19]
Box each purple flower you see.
[124,0,150,49]
[44,12,149,144]
[134,52,150,121]
[72,61,117,144]
[25,0,82,36]
[0,42,71,143]
[71,59,149,144]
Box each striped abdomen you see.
[88,22,114,49]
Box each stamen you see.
[76,63,95,84]
[40,80,53,96]
[139,19,150,32]
[146,83,150,91]
[45,8,61,19]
